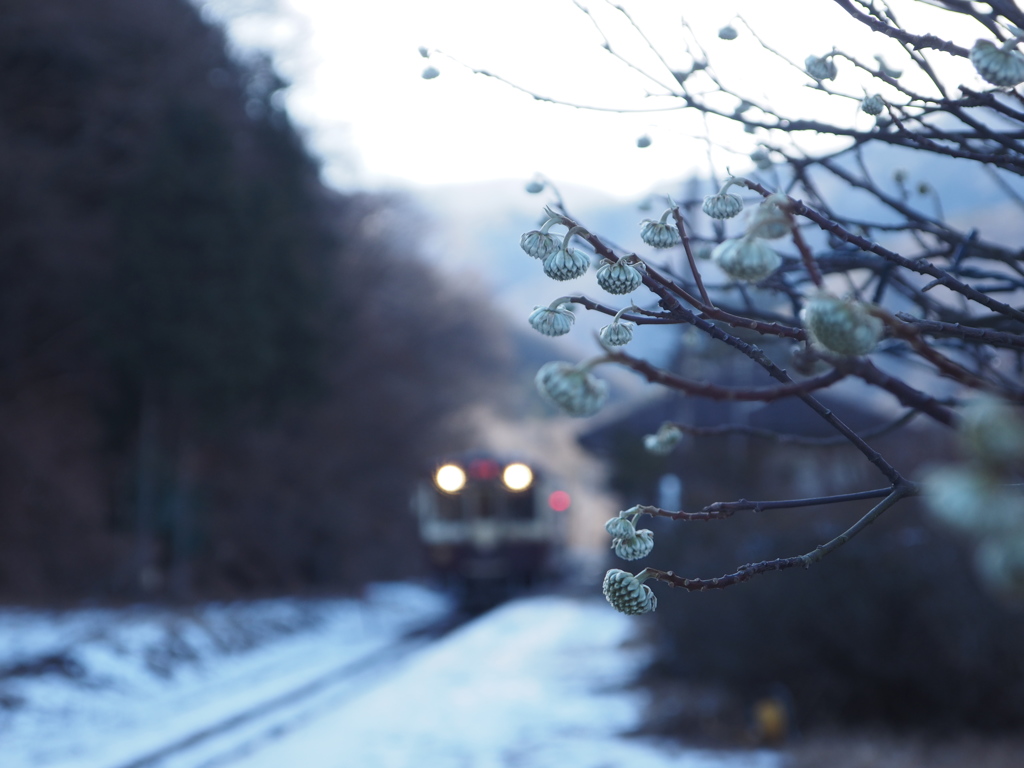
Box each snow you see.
[0,587,779,768]
[231,595,778,768]
[0,584,449,768]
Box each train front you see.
[411,454,570,608]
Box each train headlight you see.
[502,463,533,492]
[435,464,467,493]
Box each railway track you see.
[107,612,467,768]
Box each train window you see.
[436,493,462,520]
[476,487,495,519]
[506,491,535,520]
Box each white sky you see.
[202,0,996,199]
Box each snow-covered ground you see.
[0,586,779,768]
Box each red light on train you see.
[468,458,500,480]
[548,490,571,512]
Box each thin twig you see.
[671,207,712,306]
[646,485,916,592]
[636,487,896,521]
[665,409,921,446]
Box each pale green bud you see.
[971,39,1024,87]
[640,216,681,248]
[542,247,590,281]
[712,236,781,282]
[746,198,791,240]
[643,423,683,456]
[924,466,1021,536]
[596,259,644,295]
[702,192,743,220]
[528,304,575,337]
[535,361,609,417]
[599,318,635,347]
[800,292,883,356]
[959,395,1024,467]
[805,54,837,81]
[605,516,636,538]
[614,529,655,561]
[861,94,884,116]
[602,569,657,615]
[521,232,559,260]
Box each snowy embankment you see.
[0,584,447,768]
[0,587,779,768]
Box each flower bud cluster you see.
[703,184,744,219]
[925,466,1021,537]
[596,258,644,295]
[712,236,781,283]
[640,210,681,248]
[600,317,634,347]
[861,94,884,116]
[643,422,683,455]
[605,506,655,562]
[615,529,655,561]
[535,360,609,417]
[543,246,591,281]
[925,395,1024,597]
[522,220,600,282]
[971,39,1024,87]
[523,216,648,349]
[805,53,837,81]
[800,292,883,356]
[520,221,560,260]
[523,225,593,282]
[604,509,655,562]
[746,197,791,240]
[602,569,657,615]
[958,395,1024,471]
[528,301,575,337]
[604,515,635,539]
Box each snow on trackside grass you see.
[1,588,780,768]
[0,583,450,768]
[224,595,780,768]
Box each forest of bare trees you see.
[0,0,506,601]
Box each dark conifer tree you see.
[0,0,506,599]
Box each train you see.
[411,453,569,609]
